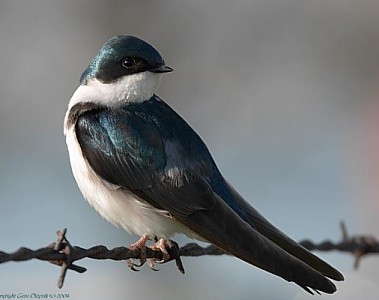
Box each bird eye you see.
[122,57,136,69]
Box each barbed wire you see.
[299,221,379,270]
[0,221,377,288]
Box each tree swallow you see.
[64,35,343,294]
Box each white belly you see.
[65,127,196,239]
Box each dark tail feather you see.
[227,183,344,282]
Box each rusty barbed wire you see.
[0,221,377,288]
[0,228,185,288]
[300,221,379,270]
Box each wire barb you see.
[0,229,169,288]
[299,221,379,269]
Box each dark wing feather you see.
[75,98,342,294]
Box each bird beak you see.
[150,65,174,73]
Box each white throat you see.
[68,71,162,109]
[64,71,162,134]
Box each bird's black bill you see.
[149,65,173,73]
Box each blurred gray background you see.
[1,0,379,299]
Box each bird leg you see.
[127,234,151,271]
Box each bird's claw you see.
[127,259,142,271]
[126,234,150,271]
[126,236,185,274]
[151,238,173,262]
[142,238,173,270]
[147,258,160,271]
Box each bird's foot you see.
[145,238,173,271]
[127,236,185,274]
[127,234,151,271]
[151,238,172,262]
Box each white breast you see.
[65,126,197,239]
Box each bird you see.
[64,35,344,294]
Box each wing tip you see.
[299,279,337,295]
[327,269,344,281]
